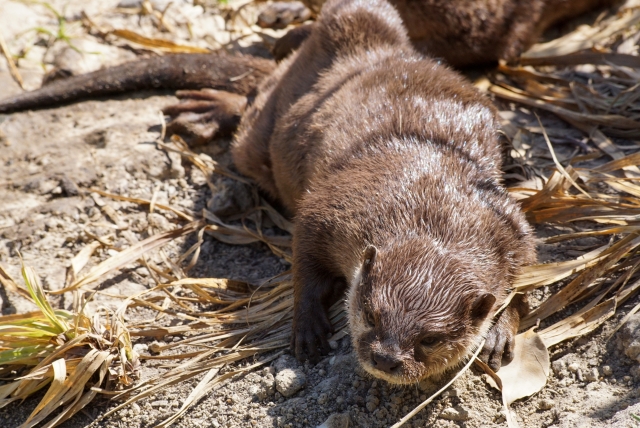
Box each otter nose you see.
[371,351,401,373]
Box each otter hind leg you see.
[162,89,248,146]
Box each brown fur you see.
[0,0,614,382]
[294,0,619,66]
[231,0,536,382]
[257,1,312,29]
[272,24,315,62]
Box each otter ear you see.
[470,293,496,324]
[361,245,377,276]
[363,245,377,264]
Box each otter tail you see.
[0,52,275,114]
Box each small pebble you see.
[602,365,613,376]
[440,406,471,422]
[317,412,350,428]
[551,360,565,376]
[443,387,459,398]
[373,408,388,420]
[329,340,339,350]
[585,368,599,382]
[538,399,554,410]
[263,372,276,390]
[568,362,580,373]
[149,341,162,354]
[275,369,307,397]
[132,343,148,354]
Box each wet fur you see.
[299,0,619,66]
[232,0,536,383]
[0,0,611,383]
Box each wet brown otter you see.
[298,0,619,66]
[231,0,536,382]
[1,0,619,382]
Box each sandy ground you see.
[1,1,640,427]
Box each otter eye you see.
[364,307,375,327]
[420,336,439,347]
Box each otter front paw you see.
[479,305,520,371]
[291,309,333,363]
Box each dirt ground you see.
[1,1,640,427]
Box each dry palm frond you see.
[512,153,640,345]
[4,146,630,428]
[0,265,138,428]
[490,4,640,142]
[522,4,640,59]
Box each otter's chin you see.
[359,360,418,385]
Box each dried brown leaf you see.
[111,29,210,53]
[498,329,549,405]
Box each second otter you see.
[232,0,536,382]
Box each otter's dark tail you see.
[0,52,275,114]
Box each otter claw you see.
[479,306,519,371]
[291,311,333,363]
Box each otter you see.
[0,0,615,381]
[0,0,619,116]
[231,0,536,381]
[299,0,619,67]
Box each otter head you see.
[347,240,497,384]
